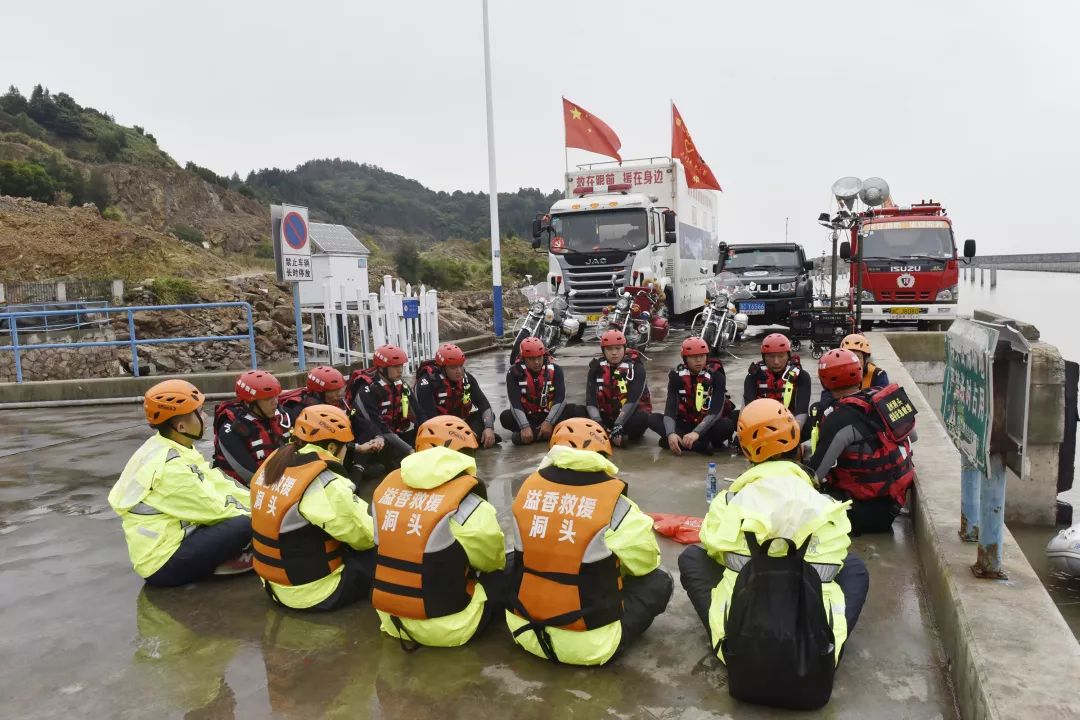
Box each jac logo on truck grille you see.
[584,257,608,265]
[897,273,916,289]
[890,265,922,272]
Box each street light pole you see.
[481,0,503,336]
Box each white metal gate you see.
[301,275,439,374]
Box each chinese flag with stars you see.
[563,98,622,162]
[671,103,722,191]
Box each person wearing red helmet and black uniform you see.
[415,343,500,449]
[648,336,738,455]
[501,336,583,446]
[807,349,919,535]
[742,333,811,428]
[586,330,651,447]
[347,344,417,471]
[213,370,290,486]
[279,366,349,423]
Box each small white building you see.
[299,223,372,306]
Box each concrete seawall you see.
[874,333,1080,719]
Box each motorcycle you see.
[594,275,653,352]
[691,271,751,355]
[509,277,580,363]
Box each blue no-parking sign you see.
[272,204,312,282]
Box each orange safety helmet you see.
[760,333,791,354]
[293,404,355,444]
[144,379,205,425]
[235,370,281,402]
[518,336,547,359]
[737,399,801,463]
[818,349,864,390]
[435,343,466,367]
[307,366,345,392]
[550,418,613,457]
[374,344,408,368]
[681,336,709,358]
[841,333,872,355]
[414,416,480,452]
[600,329,627,348]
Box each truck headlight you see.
[936,285,958,302]
[780,282,795,292]
[860,290,875,303]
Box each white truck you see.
[530,157,719,322]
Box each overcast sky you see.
[4,0,1078,255]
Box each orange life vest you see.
[250,450,345,587]
[510,466,626,656]
[370,470,480,620]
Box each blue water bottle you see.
[705,461,718,505]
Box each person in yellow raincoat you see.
[109,380,252,587]
[677,399,869,668]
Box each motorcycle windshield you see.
[708,272,753,301]
[520,282,553,304]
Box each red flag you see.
[671,103,722,191]
[563,98,622,162]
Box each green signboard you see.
[943,319,998,475]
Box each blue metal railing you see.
[0,299,111,333]
[1,302,257,383]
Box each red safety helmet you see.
[435,343,466,367]
[600,329,627,348]
[519,337,546,359]
[306,366,345,392]
[650,315,670,341]
[818,349,864,390]
[760,333,792,355]
[681,336,709,358]
[235,370,281,402]
[373,344,408,368]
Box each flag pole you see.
[481,0,503,337]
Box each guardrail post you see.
[959,458,981,541]
[245,302,257,369]
[9,317,22,383]
[127,310,139,377]
[973,453,1008,579]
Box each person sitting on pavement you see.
[347,344,417,473]
[212,370,290,486]
[743,333,811,428]
[371,422,507,649]
[806,349,918,535]
[677,399,868,703]
[505,418,673,666]
[648,336,738,456]
[501,336,583,446]
[250,404,377,611]
[280,366,349,422]
[586,330,652,447]
[415,343,499,448]
[815,333,890,411]
[109,380,253,587]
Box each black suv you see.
[715,242,814,325]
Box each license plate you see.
[888,307,924,315]
[586,314,601,322]
[740,302,766,315]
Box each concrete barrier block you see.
[1030,343,1065,386]
[875,334,1080,720]
[877,331,945,362]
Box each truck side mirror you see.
[839,241,851,261]
[663,210,677,234]
[531,218,543,241]
[711,263,718,273]
[963,239,976,258]
[803,260,814,272]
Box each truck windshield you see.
[862,227,953,259]
[550,209,649,254]
[724,248,800,270]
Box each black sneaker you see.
[692,440,715,456]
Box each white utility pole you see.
[481,0,503,336]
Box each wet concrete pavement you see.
[0,329,957,719]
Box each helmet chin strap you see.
[174,414,205,442]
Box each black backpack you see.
[721,535,836,710]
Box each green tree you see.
[0,86,28,115]
[86,168,111,209]
[0,160,56,203]
[393,240,422,283]
[98,129,126,160]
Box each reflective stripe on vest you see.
[250,451,345,587]
[350,369,412,432]
[511,470,626,633]
[213,401,287,483]
[512,362,556,416]
[370,471,479,620]
[418,364,474,419]
[676,364,720,426]
[752,361,799,409]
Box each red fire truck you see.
[840,200,976,330]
